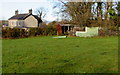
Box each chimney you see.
[15,10,18,15]
[29,9,32,14]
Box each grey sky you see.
[0,0,119,21]
[0,0,58,21]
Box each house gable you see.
[24,15,38,27]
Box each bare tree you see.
[35,7,47,20]
[54,0,119,28]
[57,1,94,27]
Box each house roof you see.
[9,14,30,20]
[8,14,42,23]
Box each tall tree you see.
[59,1,94,27]
[96,2,103,19]
[105,2,109,20]
[115,2,120,27]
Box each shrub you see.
[28,28,44,36]
[98,27,118,36]
[11,28,21,38]
[29,28,38,36]
[2,26,57,39]
[39,26,57,36]
[20,29,27,38]
[36,28,43,36]
[2,28,13,38]
[2,28,27,39]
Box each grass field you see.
[2,36,118,73]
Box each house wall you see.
[8,20,24,28]
[76,27,99,37]
[8,20,17,28]
[24,15,38,27]
[17,20,24,27]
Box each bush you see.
[20,29,28,38]
[2,26,57,39]
[28,28,38,36]
[29,28,44,36]
[2,28,27,39]
[2,28,13,38]
[98,27,118,36]
[11,28,21,38]
[42,26,57,36]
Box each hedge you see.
[2,26,57,39]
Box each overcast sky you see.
[0,0,119,21]
[0,0,59,21]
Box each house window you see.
[16,21,18,26]
[17,21,21,26]
[19,22,21,25]
[15,21,17,26]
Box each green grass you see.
[2,36,118,73]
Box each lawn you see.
[2,36,118,73]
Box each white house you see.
[8,9,42,28]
